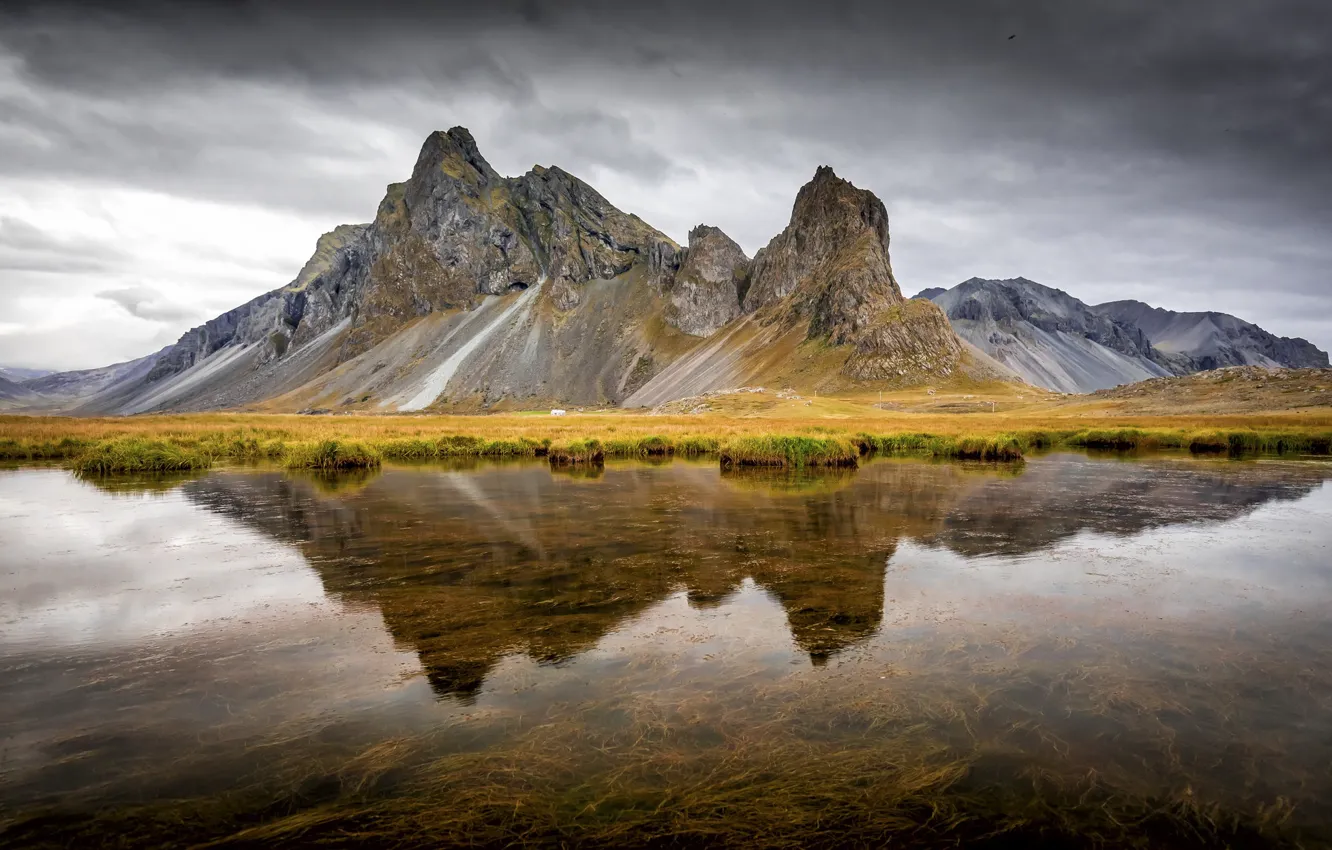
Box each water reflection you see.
[2,455,1331,847]
[179,454,1332,696]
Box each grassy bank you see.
[4,412,1332,474]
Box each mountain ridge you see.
[912,278,1327,393]
[1092,299,1327,372]
[17,128,988,415]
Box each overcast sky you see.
[1,0,1329,371]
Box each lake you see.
[3,453,1331,848]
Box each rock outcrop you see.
[666,225,750,337]
[744,166,962,379]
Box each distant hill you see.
[910,287,947,302]
[1092,300,1328,372]
[0,374,39,408]
[0,366,53,382]
[914,278,1326,393]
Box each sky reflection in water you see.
[2,454,1331,846]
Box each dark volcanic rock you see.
[666,225,750,337]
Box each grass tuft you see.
[548,439,605,465]
[720,435,859,468]
[859,432,1025,461]
[282,440,382,470]
[70,437,213,474]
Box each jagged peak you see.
[784,165,891,255]
[414,125,499,186]
[686,224,746,255]
[811,164,839,182]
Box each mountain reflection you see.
[181,454,1331,699]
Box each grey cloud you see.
[0,215,128,274]
[0,0,1329,363]
[95,286,201,323]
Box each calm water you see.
[2,454,1332,848]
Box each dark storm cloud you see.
[6,0,1329,211]
[0,0,1329,366]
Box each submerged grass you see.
[377,435,547,461]
[4,617,1322,849]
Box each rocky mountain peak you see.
[740,166,962,380]
[412,126,501,189]
[744,166,900,339]
[666,225,751,337]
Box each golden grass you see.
[547,438,605,465]
[2,400,1331,474]
[69,437,214,474]
[719,435,860,468]
[281,439,382,470]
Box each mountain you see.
[0,366,53,382]
[1092,300,1328,372]
[0,374,39,409]
[626,167,986,406]
[18,129,989,416]
[910,287,947,302]
[16,350,168,412]
[54,128,690,415]
[914,277,1170,393]
[914,278,1328,393]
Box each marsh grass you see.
[281,440,382,470]
[548,438,605,465]
[70,437,213,474]
[4,413,1332,477]
[1060,427,1332,456]
[0,436,95,460]
[719,435,860,468]
[859,432,1026,461]
[603,434,674,457]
